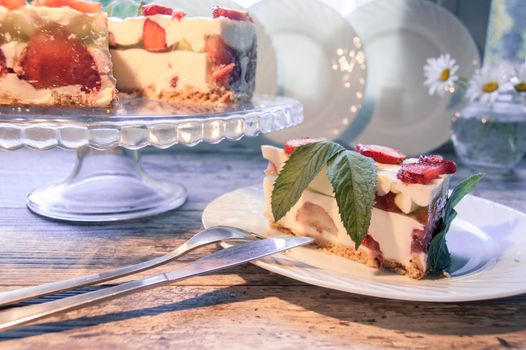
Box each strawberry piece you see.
[212,63,235,86]
[419,155,457,174]
[0,0,25,10]
[142,18,167,52]
[212,6,253,22]
[0,49,6,77]
[108,31,116,46]
[33,0,101,13]
[355,144,406,164]
[284,137,326,155]
[396,163,443,185]
[141,3,172,16]
[205,35,235,66]
[170,76,178,88]
[172,9,186,21]
[19,28,101,92]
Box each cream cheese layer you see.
[261,145,450,214]
[110,49,210,94]
[263,176,426,269]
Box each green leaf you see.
[446,173,484,217]
[427,210,456,274]
[427,173,484,274]
[271,141,345,221]
[105,0,141,18]
[327,151,376,249]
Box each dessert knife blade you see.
[0,236,312,332]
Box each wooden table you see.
[0,147,525,349]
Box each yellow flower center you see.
[482,82,499,93]
[440,69,450,81]
[515,82,526,92]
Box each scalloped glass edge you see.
[0,97,303,151]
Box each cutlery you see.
[0,226,260,307]
[0,236,312,331]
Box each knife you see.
[0,236,312,332]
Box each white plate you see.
[159,0,278,96]
[250,0,367,144]
[344,0,480,154]
[202,186,526,302]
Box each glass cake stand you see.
[0,96,303,222]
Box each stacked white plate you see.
[239,0,480,154]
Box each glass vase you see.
[451,98,526,175]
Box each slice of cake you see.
[262,139,481,279]
[0,0,116,107]
[109,5,257,104]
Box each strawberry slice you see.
[396,163,443,185]
[355,144,406,164]
[19,28,101,92]
[142,18,167,52]
[419,155,457,174]
[33,0,101,13]
[284,138,326,155]
[0,49,6,77]
[141,3,173,16]
[170,76,178,88]
[205,35,235,66]
[172,9,186,21]
[212,6,253,22]
[0,0,25,10]
[212,63,235,86]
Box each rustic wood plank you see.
[0,148,525,349]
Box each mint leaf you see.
[427,173,484,274]
[105,0,141,18]
[327,151,376,249]
[446,173,484,217]
[271,141,345,221]
[427,210,456,274]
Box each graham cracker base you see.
[139,86,238,105]
[270,221,426,280]
[0,90,117,108]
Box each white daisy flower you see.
[423,54,459,96]
[466,62,513,104]
[511,64,526,93]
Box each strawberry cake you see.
[109,5,257,104]
[0,0,116,106]
[262,140,458,279]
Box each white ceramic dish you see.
[203,186,526,302]
[250,0,367,144]
[344,0,480,155]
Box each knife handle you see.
[0,274,170,332]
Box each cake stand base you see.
[27,147,187,222]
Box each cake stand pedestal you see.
[0,96,302,222]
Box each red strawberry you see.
[212,6,253,22]
[212,63,235,86]
[172,9,186,21]
[205,35,235,66]
[108,31,116,46]
[170,76,178,88]
[355,144,406,164]
[396,163,443,185]
[142,18,167,52]
[33,0,101,13]
[419,155,457,174]
[0,49,6,77]
[19,28,101,92]
[141,3,172,16]
[284,137,326,155]
[0,0,25,10]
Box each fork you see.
[0,226,260,307]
